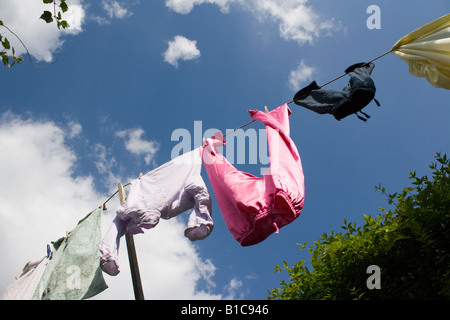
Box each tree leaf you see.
[60,1,69,13]
[40,11,54,23]
[59,20,69,29]
[268,152,450,300]
[2,37,10,50]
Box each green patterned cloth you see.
[32,207,108,300]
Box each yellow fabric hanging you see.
[391,13,450,89]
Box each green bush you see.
[268,153,450,300]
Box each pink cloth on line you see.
[201,103,305,246]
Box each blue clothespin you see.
[46,244,51,259]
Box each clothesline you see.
[223,49,393,138]
[6,14,448,301]
[304,49,393,94]
[98,50,390,298]
[102,49,393,207]
[101,11,450,209]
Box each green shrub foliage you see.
[268,153,450,300]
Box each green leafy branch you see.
[268,152,450,300]
[0,0,70,68]
[40,0,70,30]
[0,20,24,67]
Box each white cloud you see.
[163,35,201,68]
[102,0,132,19]
[166,0,336,45]
[91,0,133,25]
[91,143,122,194]
[0,112,104,295]
[166,0,241,15]
[67,121,83,139]
[114,219,223,300]
[223,277,244,299]
[93,143,116,175]
[116,128,160,166]
[0,0,85,63]
[62,2,85,35]
[246,0,335,45]
[0,112,239,300]
[288,60,316,90]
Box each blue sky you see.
[0,0,449,300]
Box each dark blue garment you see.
[293,63,379,121]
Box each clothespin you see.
[138,172,143,179]
[46,244,51,259]
[202,138,206,147]
[118,182,126,204]
[65,230,69,239]
[264,106,269,113]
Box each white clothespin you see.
[118,182,126,204]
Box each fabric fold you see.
[32,207,108,300]
[391,13,450,90]
[293,63,378,121]
[99,148,213,276]
[202,103,305,246]
[0,257,49,300]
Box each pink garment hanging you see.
[201,103,305,246]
